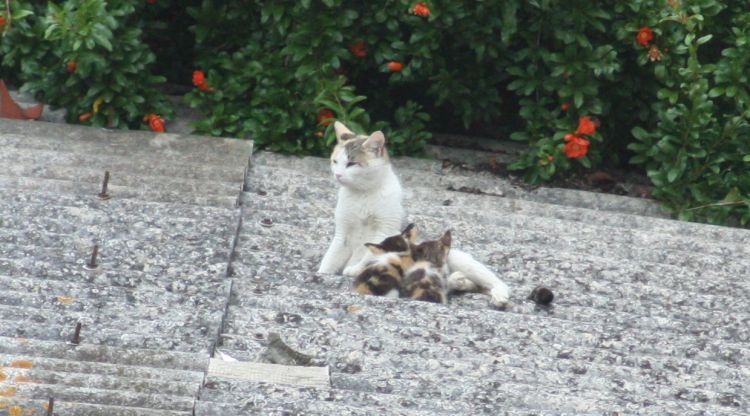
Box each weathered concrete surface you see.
[211,150,749,415]
[3,117,749,415]
[252,151,670,218]
[0,119,250,414]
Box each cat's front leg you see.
[318,235,351,274]
[343,218,401,276]
[447,249,510,308]
[342,250,374,276]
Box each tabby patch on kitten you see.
[401,230,451,304]
[353,224,417,297]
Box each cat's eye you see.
[346,161,358,167]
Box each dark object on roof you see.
[529,286,554,306]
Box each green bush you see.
[626,1,750,224]
[2,0,750,226]
[1,0,171,129]
[184,0,447,155]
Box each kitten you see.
[317,121,405,275]
[318,121,511,308]
[353,224,417,297]
[401,231,451,304]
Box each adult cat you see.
[318,121,511,308]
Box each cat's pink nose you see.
[335,173,342,179]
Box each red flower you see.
[636,27,654,46]
[564,134,590,159]
[349,40,367,58]
[0,15,6,29]
[387,61,404,72]
[66,60,77,72]
[317,109,335,126]
[575,116,598,136]
[79,112,92,122]
[144,113,165,133]
[146,0,156,4]
[412,2,430,17]
[192,70,211,90]
[192,70,205,86]
[560,102,571,111]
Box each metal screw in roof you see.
[85,245,98,269]
[98,171,111,199]
[46,398,54,416]
[70,322,82,345]
[260,218,273,227]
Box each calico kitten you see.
[318,121,405,276]
[353,224,417,297]
[401,231,451,304]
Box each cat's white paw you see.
[317,265,334,274]
[489,285,511,309]
[447,272,479,292]
[342,265,362,277]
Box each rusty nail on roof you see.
[98,171,110,199]
[260,218,273,227]
[46,397,54,416]
[85,245,98,269]
[71,322,82,345]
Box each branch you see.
[686,200,745,211]
[4,0,11,31]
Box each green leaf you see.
[631,126,649,141]
[13,9,34,19]
[720,187,742,204]
[696,34,713,45]
[708,87,724,97]
[574,91,583,108]
[667,166,680,183]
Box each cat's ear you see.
[365,243,386,255]
[401,223,417,243]
[334,121,356,143]
[363,131,386,156]
[439,230,452,249]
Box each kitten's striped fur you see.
[401,231,451,304]
[353,224,416,297]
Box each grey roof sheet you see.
[1,119,748,415]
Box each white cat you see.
[318,121,511,308]
[317,121,406,275]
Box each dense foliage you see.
[1,0,749,225]
[0,0,171,129]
